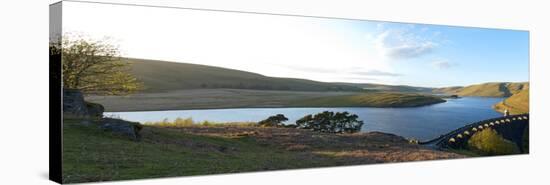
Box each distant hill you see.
[124,58,362,92]
[333,82,433,93]
[433,82,529,97]
[123,58,527,98]
[433,86,462,94]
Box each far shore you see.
[86,88,446,112]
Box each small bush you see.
[258,114,288,127]
[467,128,520,155]
[201,121,213,127]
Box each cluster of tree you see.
[259,111,364,133]
[296,111,364,133]
[53,34,143,95]
[258,114,288,127]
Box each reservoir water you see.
[105,97,504,140]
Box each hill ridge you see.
[433,82,528,97]
[124,58,369,92]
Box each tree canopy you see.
[58,35,142,95]
[258,114,289,127]
[296,111,363,133]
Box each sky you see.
[61,1,529,88]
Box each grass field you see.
[62,119,326,183]
[62,118,463,183]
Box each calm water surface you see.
[105,97,504,140]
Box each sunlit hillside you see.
[434,82,529,97]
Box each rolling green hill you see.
[124,58,362,92]
[433,82,529,97]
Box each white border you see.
[2,0,549,184]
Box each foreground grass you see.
[291,92,445,107]
[62,119,330,183]
[63,118,463,183]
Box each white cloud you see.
[373,25,439,59]
[385,41,436,58]
[342,76,379,82]
[432,59,454,69]
[350,69,402,76]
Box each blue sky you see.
[316,20,529,87]
[64,2,529,88]
[359,22,529,87]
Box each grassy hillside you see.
[291,92,445,107]
[433,82,529,97]
[494,88,529,114]
[125,58,362,92]
[434,82,529,114]
[334,82,433,93]
[63,118,462,183]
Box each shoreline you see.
[102,102,448,113]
